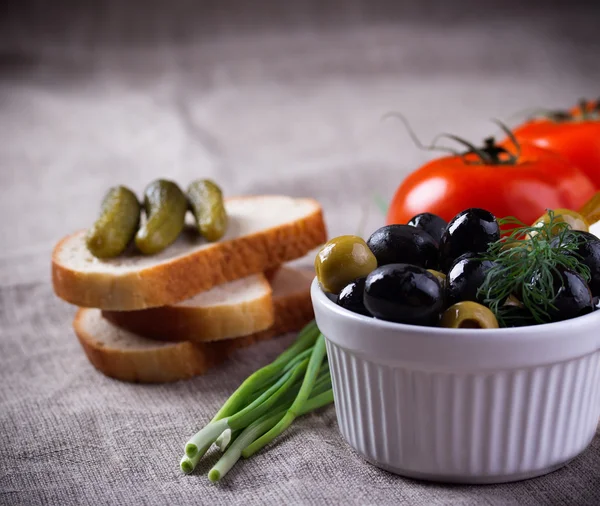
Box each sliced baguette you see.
[73,268,315,383]
[102,273,275,343]
[53,196,326,310]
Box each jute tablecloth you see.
[1,2,599,504]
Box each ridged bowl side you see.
[326,339,600,483]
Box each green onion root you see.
[180,437,212,474]
[215,429,232,452]
[208,410,286,482]
[185,418,230,458]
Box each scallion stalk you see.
[215,429,233,451]
[209,386,334,481]
[185,418,230,458]
[179,322,333,478]
[208,410,286,482]
[241,334,327,458]
[299,389,334,414]
[211,322,318,421]
[227,357,309,430]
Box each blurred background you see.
[1,0,600,286]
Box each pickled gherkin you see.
[135,179,187,255]
[187,179,228,242]
[86,186,141,258]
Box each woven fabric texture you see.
[1,2,599,504]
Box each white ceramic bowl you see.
[311,278,600,484]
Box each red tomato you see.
[512,99,600,189]
[569,99,599,116]
[386,140,595,226]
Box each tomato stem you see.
[579,98,590,120]
[524,98,600,124]
[384,113,522,166]
[383,112,461,156]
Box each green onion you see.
[300,389,334,413]
[179,322,333,479]
[215,429,233,451]
[185,418,230,458]
[227,358,309,430]
[270,321,319,366]
[242,334,327,458]
[213,321,319,420]
[209,387,334,482]
[282,347,313,373]
[209,410,286,482]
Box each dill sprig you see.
[478,211,591,326]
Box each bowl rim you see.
[311,277,600,368]
[311,277,600,336]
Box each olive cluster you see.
[315,208,600,329]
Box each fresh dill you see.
[478,211,591,326]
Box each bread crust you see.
[52,197,326,310]
[102,275,275,343]
[73,281,315,383]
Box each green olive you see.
[579,191,600,224]
[440,301,499,329]
[315,235,377,294]
[427,269,446,290]
[187,179,228,242]
[532,208,589,237]
[135,179,188,255]
[85,186,141,259]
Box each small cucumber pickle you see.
[315,235,377,295]
[86,186,141,258]
[187,179,228,242]
[135,179,187,255]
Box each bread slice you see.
[53,196,326,310]
[73,268,315,383]
[102,273,275,343]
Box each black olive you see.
[545,269,594,322]
[363,264,444,326]
[551,230,600,297]
[407,212,448,245]
[367,224,438,269]
[593,296,600,310]
[439,208,500,272]
[337,277,371,317]
[446,252,496,305]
